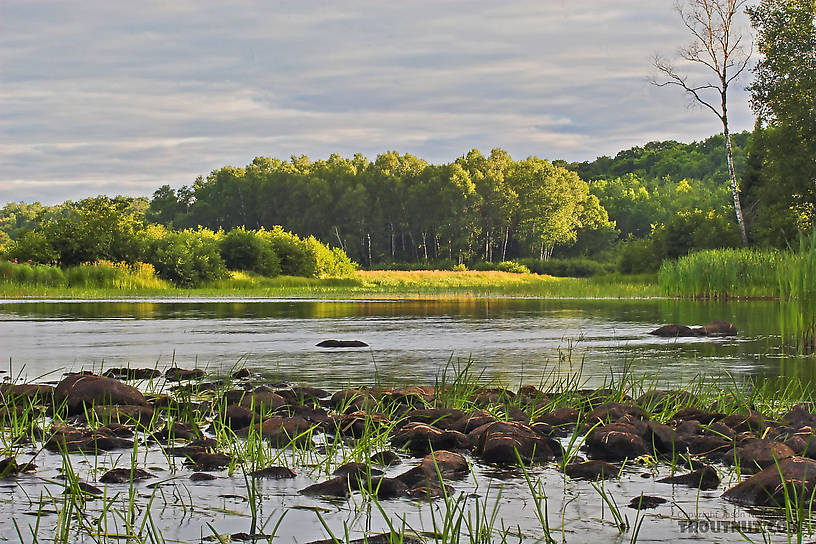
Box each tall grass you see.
[0,260,168,290]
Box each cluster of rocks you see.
[2,368,816,513]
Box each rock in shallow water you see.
[316,339,368,348]
[722,456,816,507]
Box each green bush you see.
[495,260,531,274]
[0,260,66,286]
[220,227,281,276]
[258,226,316,277]
[518,257,614,277]
[618,237,663,274]
[146,229,227,287]
[303,236,357,277]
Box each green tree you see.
[746,0,816,236]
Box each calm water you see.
[0,297,805,387]
[0,297,809,543]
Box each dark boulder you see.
[99,468,154,483]
[627,495,667,509]
[316,340,368,348]
[391,422,469,456]
[694,320,738,337]
[54,374,148,414]
[726,439,795,472]
[658,466,720,490]
[370,450,402,466]
[585,424,650,461]
[723,456,816,507]
[0,383,54,406]
[476,421,561,464]
[250,466,297,479]
[648,324,698,337]
[333,462,384,478]
[563,460,619,480]
[164,367,205,381]
[93,404,155,424]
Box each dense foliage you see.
[743,0,816,248]
[0,196,355,287]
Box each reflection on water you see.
[0,297,808,386]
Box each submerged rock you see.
[694,320,738,337]
[103,368,162,380]
[391,422,469,456]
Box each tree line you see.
[0,0,812,276]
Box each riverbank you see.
[0,269,661,299]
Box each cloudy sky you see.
[0,1,756,204]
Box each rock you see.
[333,462,383,478]
[54,374,148,414]
[648,324,698,337]
[316,340,368,348]
[536,408,580,436]
[644,420,682,454]
[671,407,726,425]
[103,368,162,380]
[99,468,154,483]
[476,421,561,464]
[658,466,720,490]
[727,439,795,472]
[185,452,232,471]
[0,458,18,478]
[249,416,313,445]
[694,320,738,337]
[396,451,470,488]
[232,368,251,379]
[404,408,466,430]
[627,495,668,509]
[190,472,217,482]
[64,481,103,496]
[585,402,648,425]
[250,466,297,479]
[784,404,816,430]
[300,475,354,497]
[721,412,764,433]
[153,421,200,442]
[225,390,287,413]
[391,423,469,456]
[93,404,155,424]
[219,404,256,430]
[370,451,402,466]
[563,460,619,480]
[164,367,205,381]
[0,384,53,406]
[336,411,391,438]
[722,456,816,507]
[585,424,650,461]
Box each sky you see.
[0,1,757,205]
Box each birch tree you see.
[652,0,751,245]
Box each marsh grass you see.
[4,352,816,542]
[0,266,660,299]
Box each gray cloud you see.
[0,0,756,204]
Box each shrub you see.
[496,260,531,274]
[518,257,614,277]
[146,228,228,287]
[220,227,281,277]
[303,236,357,277]
[258,226,316,277]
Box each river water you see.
[0,297,805,387]
[0,297,809,543]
